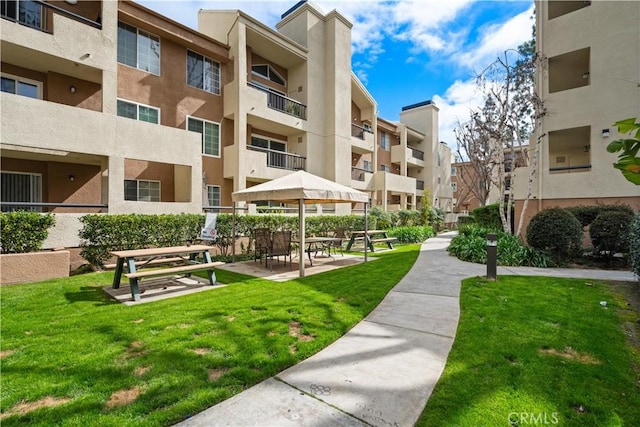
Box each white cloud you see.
[456,4,535,69]
[433,79,485,147]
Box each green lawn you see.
[418,276,640,426]
[0,245,419,426]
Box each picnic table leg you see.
[126,257,141,301]
[201,250,216,285]
[367,235,375,252]
[346,236,355,251]
[112,258,125,289]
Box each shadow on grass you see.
[64,286,119,306]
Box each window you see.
[437,152,441,167]
[124,179,160,202]
[451,166,457,176]
[452,182,457,192]
[187,50,220,95]
[117,99,159,124]
[187,117,220,156]
[1,73,41,99]
[363,160,372,172]
[380,132,390,151]
[438,177,441,184]
[1,171,42,212]
[1,0,44,30]
[118,22,160,74]
[251,64,285,86]
[380,164,390,173]
[206,185,220,212]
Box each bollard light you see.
[486,233,497,280]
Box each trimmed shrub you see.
[387,225,434,243]
[397,209,422,226]
[526,208,583,263]
[457,216,475,226]
[0,211,56,254]
[566,204,635,227]
[589,210,634,259]
[629,212,640,280]
[471,203,512,231]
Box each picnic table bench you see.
[110,245,224,302]
[345,230,397,252]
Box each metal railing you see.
[549,165,591,173]
[248,145,306,171]
[351,166,372,181]
[410,146,424,161]
[351,123,373,140]
[0,0,102,33]
[247,82,307,120]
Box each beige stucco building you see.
[512,0,640,231]
[1,0,452,241]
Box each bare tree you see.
[455,40,546,236]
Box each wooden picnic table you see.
[345,230,396,252]
[110,245,224,302]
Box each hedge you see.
[0,211,56,254]
[79,213,379,268]
[566,204,635,227]
[629,212,640,280]
[526,208,583,263]
[589,210,634,259]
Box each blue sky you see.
[137,0,535,145]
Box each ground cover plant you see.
[418,275,640,426]
[0,245,419,426]
[447,225,550,267]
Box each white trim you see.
[124,179,161,202]
[186,115,221,158]
[1,72,43,99]
[116,98,161,124]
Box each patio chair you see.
[268,230,292,270]
[254,228,271,265]
[327,227,346,256]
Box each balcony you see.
[548,126,591,174]
[247,145,306,171]
[351,123,375,153]
[391,145,425,168]
[247,81,306,120]
[350,166,373,190]
[548,48,590,94]
[1,0,102,33]
[372,171,417,195]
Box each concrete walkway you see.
[176,232,636,427]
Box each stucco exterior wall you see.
[1,251,70,285]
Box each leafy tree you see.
[606,118,640,185]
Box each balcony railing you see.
[410,146,424,161]
[1,0,102,33]
[247,81,307,120]
[416,180,425,190]
[549,165,591,173]
[351,166,372,181]
[351,123,373,140]
[248,145,306,171]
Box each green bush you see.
[397,209,422,226]
[589,210,634,259]
[629,212,640,280]
[566,204,635,227]
[0,211,56,254]
[387,225,434,243]
[457,216,475,226]
[79,213,380,268]
[448,225,550,267]
[471,203,510,231]
[526,208,583,263]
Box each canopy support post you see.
[299,198,305,277]
[232,202,236,263]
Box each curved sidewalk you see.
[177,232,635,427]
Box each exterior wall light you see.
[70,85,77,93]
[602,129,610,138]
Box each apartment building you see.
[1,1,451,226]
[512,0,640,230]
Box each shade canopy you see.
[232,170,369,204]
[231,170,370,278]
